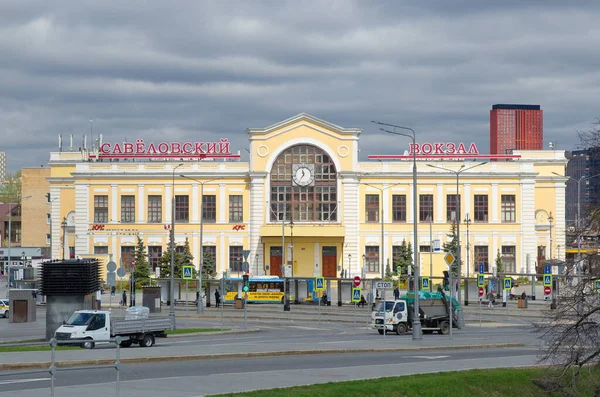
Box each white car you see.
[0,300,9,318]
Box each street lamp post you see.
[180,175,223,314]
[61,217,67,261]
[464,213,471,280]
[347,254,351,279]
[427,162,486,323]
[374,121,422,340]
[428,215,433,291]
[169,163,184,322]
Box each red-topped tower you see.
[490,104,543,155]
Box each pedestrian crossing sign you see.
[182,266,193,280]
[477,274,485,287]
[504,278,512,290]
[543,274,552,287]
[352,288,361,302]
[421,277,430,290]
[595,280,600,293]
[315,277,325,290]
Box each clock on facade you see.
[292,164,315,187]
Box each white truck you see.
[370,296,458,335]
[54,309,175,349]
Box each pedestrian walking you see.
[393,286,400,300]
[214,289,221,308]
[487,290,495,308]
[122,291,127,307]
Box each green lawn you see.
[166,328,229,335]
[0,345,79,352]
[211,368,600,397]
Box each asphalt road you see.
[0,347,540,396]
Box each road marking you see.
[0,378,49,385]
[407,356,450,360]
[286,326,331,330]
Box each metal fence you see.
[0,337,124,397]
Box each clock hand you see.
[301,169,305,178]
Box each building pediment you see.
[247,113,360,142]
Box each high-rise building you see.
[490,104,543,155]
[0,152,6,182]
[565,148,600,227]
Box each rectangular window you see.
[501,195,516,223]
[419,245,431,253]
[392,246,401,270]
[419,194,433,222]
[365,194,379,223]
[94,246,108,255]
[392,195,406,222]
[203,195,216,223]
[474,195,488,222]
[501,245,516,273]
[365,246,379,273]
[446,194,460,222]
[94,195,108,223]
[175,195,189,223]
[46,234,51,245]
[47,213,51,224]
[474,246,489,273]
[148,195,162,223]
[229,246,243,272]
[229,195,243,222]
[148,246,162,272]
[121,195,135,223]
[202,246,217,272]
[121,246,135,272]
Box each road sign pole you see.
[449,273,453,340]
[185,280,189,319]
[479,295,481,328]
[382,288,386,341]
[354,301,356,329]
[244,293,247,329]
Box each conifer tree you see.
[132,235,150,288]
[442,222,461,277]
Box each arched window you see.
[270,145,337,222]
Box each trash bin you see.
[234,298,245,309]
[518,298,528,309]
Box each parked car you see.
[0,299,9,318]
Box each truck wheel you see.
[396,323,407,335]
[82,339,95,349]
[119,340,133,348]
[440,321,450,335]
[4,311,8,318]
[377,329,384,335]
[141,334,154,347]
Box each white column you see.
[166,184,173,223]
[408,182,414,223]
[491,183,499,223]
[249,172,266,276]
[191,184,199,223]
[521,178,536,274]
[436,183,444,223]
[464,184,471,218]
[341,173,360,276]
[137,185,145,223]
[111,184,118,223]
[75,183,89,257]
[219,183,226,223]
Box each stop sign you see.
[353,276,361,287]
[544,286,552,295]
[478,287,484,297]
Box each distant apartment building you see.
[490,104,543,155]
[0,152,6,182]
[21,167,51,248]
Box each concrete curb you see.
[0,342,526,371]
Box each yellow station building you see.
[45,113,567,281]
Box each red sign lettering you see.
[232,225,246,231]
[408,142,479,155]
[93,138,240,160]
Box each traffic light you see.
[242,274,249,292]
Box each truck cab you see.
[55,310,110,349]
[370,300,409,335]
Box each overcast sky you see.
[1,1,599,173]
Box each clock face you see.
[292,164,314,186]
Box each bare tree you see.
[534,119,600,394]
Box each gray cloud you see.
[1,1,599,172]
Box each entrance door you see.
[322,246,337,278]
[270,247,283,277]
[13,300,27,323]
